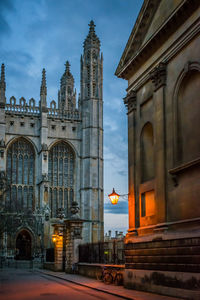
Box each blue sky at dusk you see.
[0,0,143,235]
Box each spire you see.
[65,61,71,75]
[40,68,47,112]
[0,63,6,107]
[40,68,47,96]
[84,20,100,50]
[89,20,95,34]
[59,61,76,110]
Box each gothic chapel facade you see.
[0,21,103,261]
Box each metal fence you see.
[79,239,124,265]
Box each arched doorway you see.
[16,230,32,260]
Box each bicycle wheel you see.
[115,273,123,286]
[103,273,113,284]
[96,271,103,281]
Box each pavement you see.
[39,269,183,300]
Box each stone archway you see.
[16,230,32,260]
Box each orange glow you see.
[108,188,120,205]
[52,234,57,243]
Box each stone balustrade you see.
[4,96,81,121]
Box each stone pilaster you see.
[65,219,83,273]
[124,90,138,236]
[150,62,167,227]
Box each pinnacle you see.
[84,20,100,49]
[89,20,95,33]
[65,61,71,74]
[40,68,47,95]
[0,63,6,91]
[1,63,5,83]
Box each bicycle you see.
[96,266,123,285]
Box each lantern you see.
[108,188,120,205]
[52,234,57,243]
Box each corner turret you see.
[81,21,103,101]
[58,61,76,111]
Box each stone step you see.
[125,254,200,264]
[125,245,200,256]
[125,262,200,273]
[125,237,200,250]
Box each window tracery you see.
[48,142,75,218]
[6,138,35,211]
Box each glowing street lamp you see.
[108,188,120,205]
[52,234,57,243]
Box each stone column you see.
[64,219,83,273]
[53,202,83,273]
[150,62,167,229]
[124,90,138,237]
[65,202,83,273]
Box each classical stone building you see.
[0,21,103,265]
[116,1,200,299]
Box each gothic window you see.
[48,142,75,218]
[92,50,97,60]
[87,84,90,97]
[93,83,96,97]
[87,65,90,80]
[87,50,90,60]
[92,65,96,80]
[6,138,35,212]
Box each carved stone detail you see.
[56,207,65,220]
[150,62,167,91]
[41,143,48,151]
[123,90,136,114]
[42,173,49,182]
[0,171,7,193]
[70,201,80,219]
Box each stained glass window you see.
[48,142,74,218]
[6,138,35,212]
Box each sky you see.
[0,0,143,236]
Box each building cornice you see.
[116,0,200,80]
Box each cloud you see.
[0,0,14,37]
[104,213,128,235]
[0,0,143,234]
[104,199,128,215]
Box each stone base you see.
[124,269,200,300]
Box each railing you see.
[79,240,125,265]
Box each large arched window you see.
[140,122,154,183]
[48,142,75,218]
[177,70,200,164]
[6,138,35,211]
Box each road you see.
[0,268,125,300]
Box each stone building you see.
[0,21,103,265]
[115,1,200,299]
